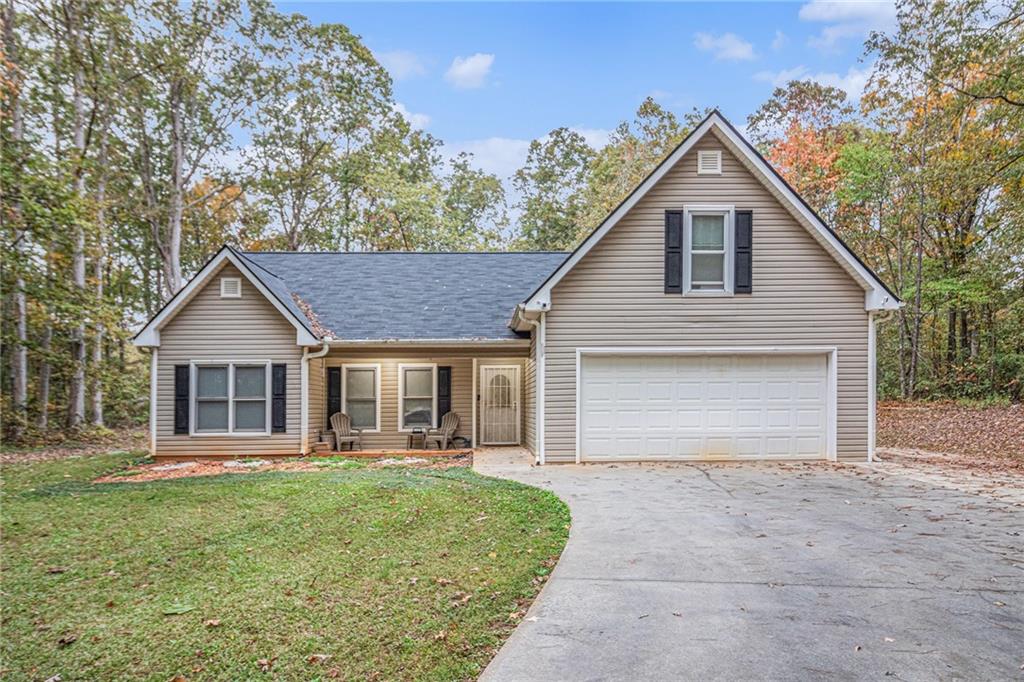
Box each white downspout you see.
[520,309,546,465]
[150,348,158,458]
[301,339,332,455]
[867,313,877,463]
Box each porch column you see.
[471,358,478,447]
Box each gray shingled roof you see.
[239,251,568,341]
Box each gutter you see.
[300,339,333,454]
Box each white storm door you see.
[480,366,520,445]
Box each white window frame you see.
[398,363,438,432]
[683,204,734,296]
[341,363,381,433]
[220,277,242,298]
[189,360,272,436]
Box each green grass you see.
[1,452,569,681]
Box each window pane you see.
[404,368,433,397]
[346,369,375,399]
[692,253,725,284]
[234,400,266,431]
[348,400,376,429]
[403,398,433,427]
[234,366,266,399]
[197,367,227,398]
[692,215,725,250]
[197,400,228,431]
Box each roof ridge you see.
[243,250,571,256]
[232,247,287,280]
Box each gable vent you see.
[220,277,242,298]
[697,150,722,175]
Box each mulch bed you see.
[93,454,473,484]
[877,400,1024,462]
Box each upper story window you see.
[696,149,722,175]
[684,205,733,295]
[220,277,242,298]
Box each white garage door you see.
[580,354,829,461]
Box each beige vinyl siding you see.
[523,333,537,454]
[543,131,870,462]
[156,263,303,457]
[308,356,325,444]
[323,348,527,450]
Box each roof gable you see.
[133,246,319,347]
[522,110,900,312]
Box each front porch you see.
[304,344,533,456]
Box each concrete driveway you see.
[475,450,1023,681]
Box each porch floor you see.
[315,448,472,459]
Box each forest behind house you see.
[2,0,1022,444]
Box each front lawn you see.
[0,453,569,681]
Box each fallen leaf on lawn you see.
[105,600,115,608]
[433,631,447,641]
[507,610,525,621]
[408,577,418,586]
[57,634,77,647]
[307,654,331,665]
[487,551,497,559]
[204,619,221,628]
[47,566,68,574]
[256,657,276,672]
[450,591,472,607]
[435,577,453,586]
[169,676,188,682]
[44,675,62,682]
[163,603,195,616]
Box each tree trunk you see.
[4,0,27,438]
[66,0,87,430]
[90,126,110,427]
[164,79,185,299]
[36,324,53,429]
[946,307,957,370]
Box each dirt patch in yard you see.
[1,428,148,465]
[877,400,1024,461]
[93,454,473,483]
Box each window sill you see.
[187,431,272,437]
[682,291,735,297]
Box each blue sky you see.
[277,1,896,180]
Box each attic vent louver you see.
[220,277,241,298]
[697,150,722,175]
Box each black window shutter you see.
[735,210,753,294]
[664,210,683,293]
[174,365,189,434]
[327,367,341,422]
[437,366,452,420]
[271,364,287,433]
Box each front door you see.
[480,365,520,445]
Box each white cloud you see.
[771,30,788,50]
[394,102,430,130]
[376,50,427,80]
[693,32,757,61]
[570,127,613,150]
[444,136,531,179]
[798,0,896,51]
[444,53,495,89]
[753,64,871,100]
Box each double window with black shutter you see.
[326,364,453,431]
[665,205,752,295]
[174,361,286,435]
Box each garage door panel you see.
[581,354,828,461]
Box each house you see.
[133,111,900,464]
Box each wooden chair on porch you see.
[424,411,460,450]
[329,412,362,451]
